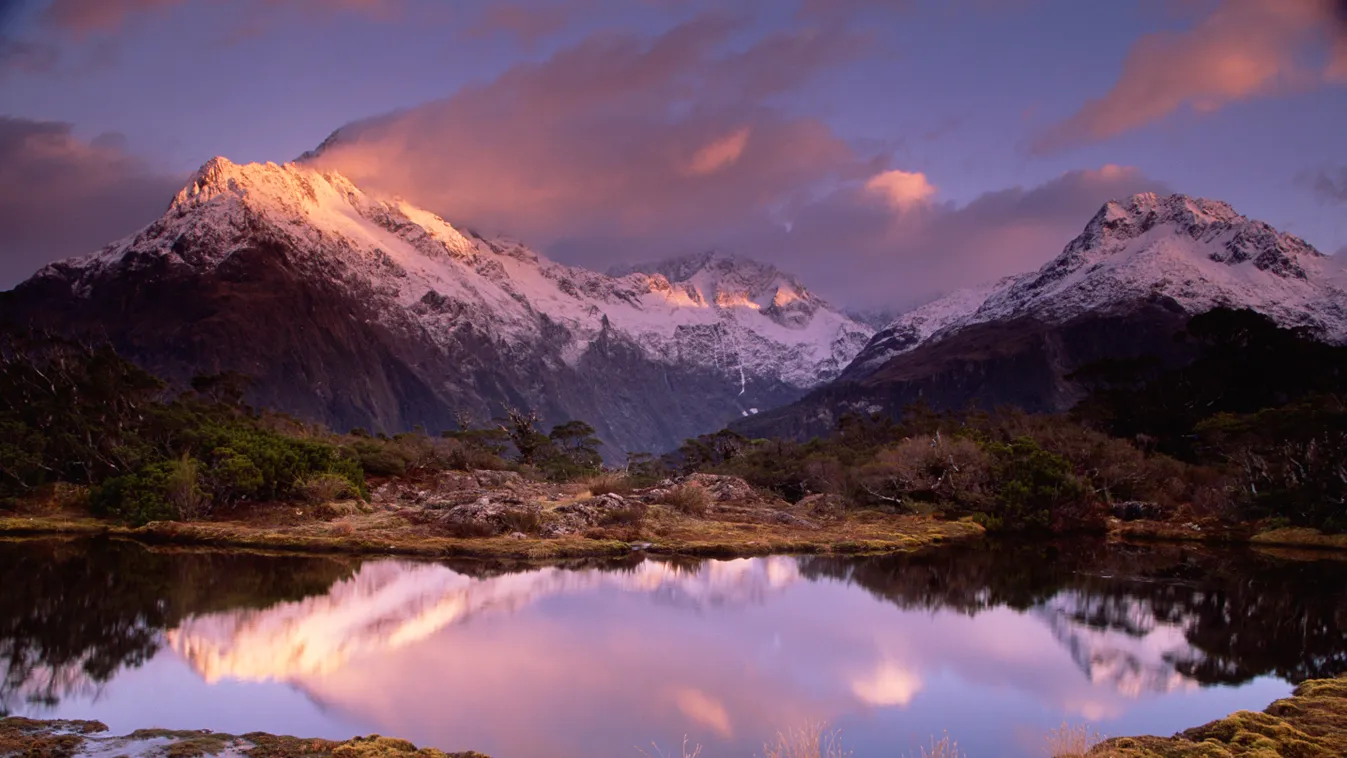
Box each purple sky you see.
[1,0,1345,307]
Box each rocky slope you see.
[0,157,872,455]
[738,193,1347,439]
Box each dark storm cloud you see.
[0,116,182,289]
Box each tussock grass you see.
[584,472,635,496]
[764,722,849,758]
[659,484,712,516]
[904,733,963,758]
[1046,723,1102,757]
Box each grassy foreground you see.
[0,506,983,560]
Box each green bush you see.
[352,440,409,477]
[984,437,1096,532]
[91,457,206,526]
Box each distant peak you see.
[617,250,784,283]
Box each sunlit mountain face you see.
[4,540,1347,758]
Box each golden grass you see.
[582,472,635,496]
[1249,527,1347,551]
[658,484,712,517]
[903,733,965,758]
[763,722,850,758]
[1046,723,1103,757]
[0,506,984,560]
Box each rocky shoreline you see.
[5,467,1347,560]
[0,471,984,560]
[6,676,1344,758]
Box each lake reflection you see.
[4,539,1346,757]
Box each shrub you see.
[659,483,711,516]
[203,447,265,505]
[91,457,207,525]
[857,434,992,511]
[599,500,649,526]
[352,440,409,477]
[499,506,543,535]
[584,472,633,496]
[296,472,356,502]
[164,456,210,521]
[984,437,1098,532]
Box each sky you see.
[0,0,1345,308]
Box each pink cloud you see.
[467,1,575,46]
[1035,0,1346,152]
[40,0,398,35]
[748,164,1171,308]
[307,15,869,263]
[865,169,937,209]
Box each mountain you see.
[737,193,1347,439]
[0,157,873,455]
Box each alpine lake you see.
[3,537,1345,757]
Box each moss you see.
[1088,675,1347,757]
[0,718,107,758]
[126,729,237,758]
[0,722,486,758]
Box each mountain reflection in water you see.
[2,538,1346,758]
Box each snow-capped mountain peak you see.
[17,156,873,452]
[841,193,1347,382]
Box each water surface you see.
[3,538,1345,757]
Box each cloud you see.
[0,117,183,289]
[307,15,872,268]
[850,660,923,707]
[864,169,936,209]
[1035,0,1347,151]
[467,1,574,47]
[299,11,1174,309]
[752,164,1171,308]
[685,127,751,175]
[39,0,397,34]
[1308,166,1347,203]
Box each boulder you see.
[1112,501,1164,521]
[546,494,648,534]
[797,493,847,518]
[679,474,756,502]
[768,511,819,530]
[436,497,541,537]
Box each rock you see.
[797,493,846,518]
[678,473,755,502]
[435,499,541,537]
[769,511,819,530]
[550,494,647,531]
[473,470,523,489]
[642,488,670,503]
[1112,501,1164,521]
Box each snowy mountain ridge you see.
[43,157,872,392]
[843,192,1347,381]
